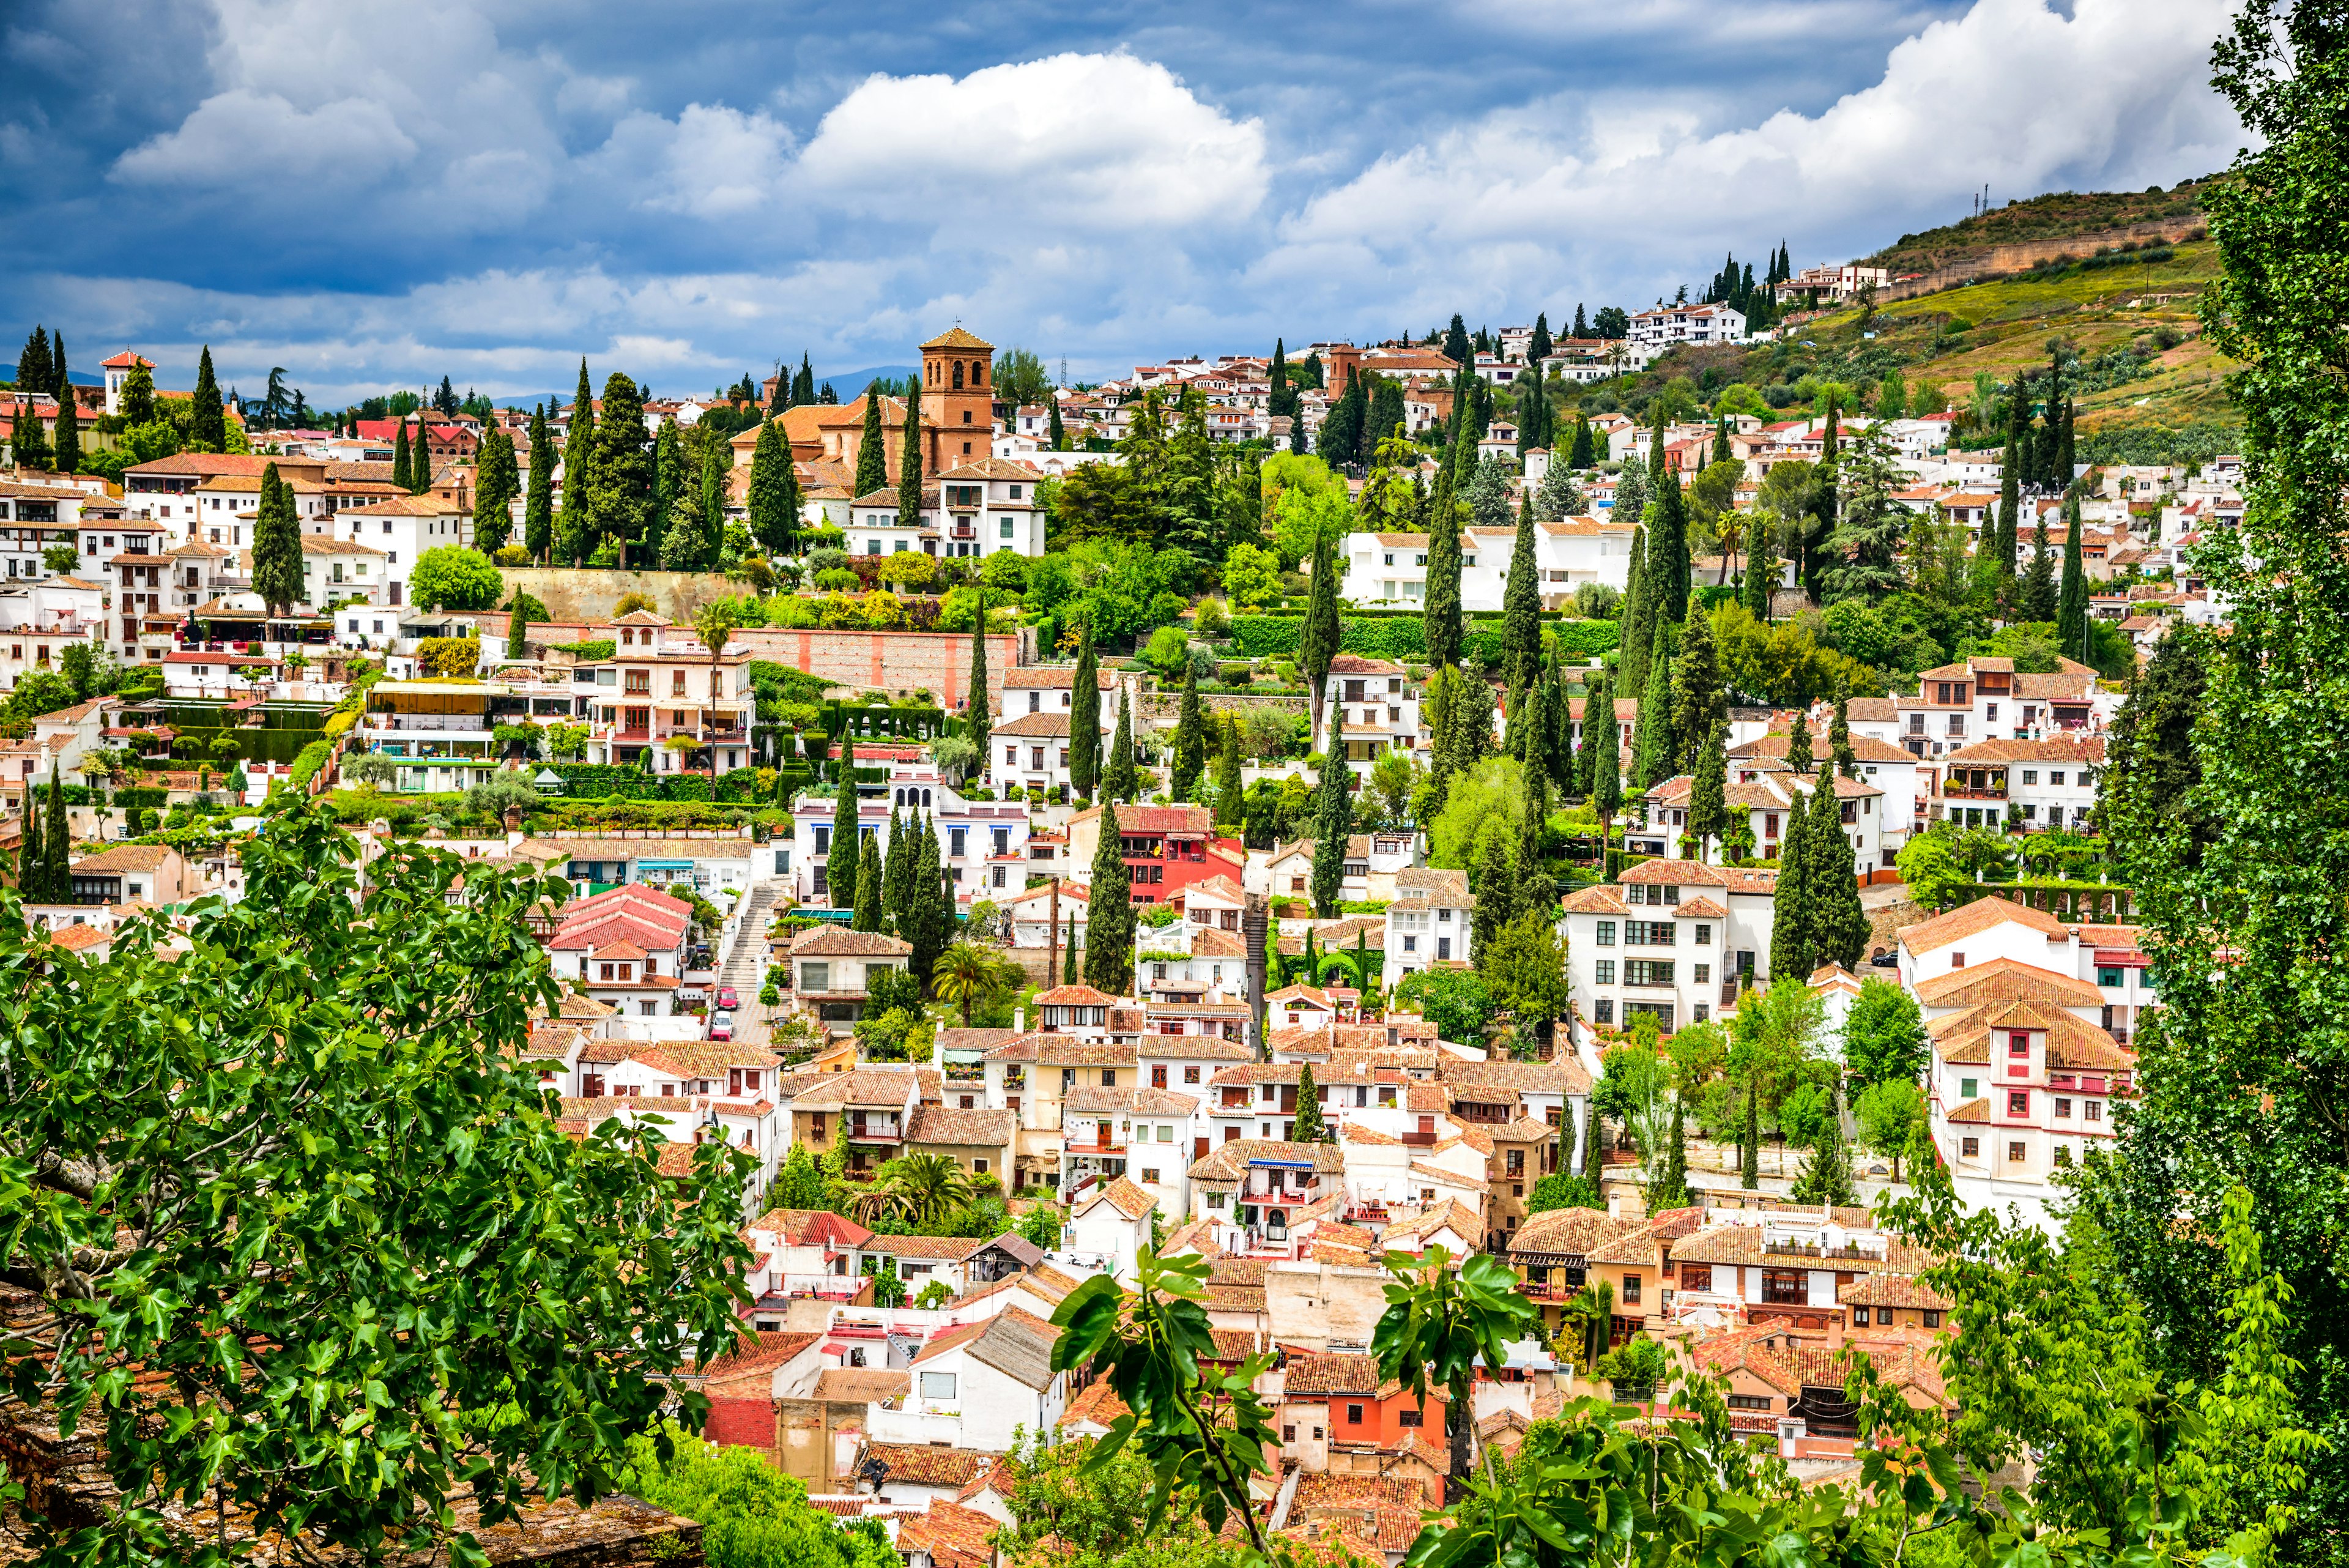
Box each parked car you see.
[708,1011,735,1042]
[715,986,740,1011]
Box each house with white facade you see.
[1384,867,1475,978]
[865,1307,1067,1452]
[1336,519,1634,612]
[1558,859,1778,1041]
[1624,303,1746,366]
[789,745,1030,907]
[845,459,1048,560]
[1935,735,2106,833]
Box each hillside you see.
[1867,177,2219,275]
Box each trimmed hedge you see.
[541,763,787,804]
[1228,615,1620,664]
[287,740,333,792]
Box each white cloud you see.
[112,89,416,184]
[594,102,796,218]
[795,53,1269,231]
[1270,0,2238,315]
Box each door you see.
[1195,1135,1209,1158]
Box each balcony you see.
[847,1117,904,1144]
[368,713,488,732]
[1761,1239,1886,1262]
[1942,785,2008,801]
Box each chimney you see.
[1014,1008,1026,1035]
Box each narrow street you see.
[716,882,779,1048]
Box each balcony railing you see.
[847,1120,904,1144]
[1942,786,2007,800]
[1761,1239,1886,1261]
[368,713,488,732]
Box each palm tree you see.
[862,1153,976,1230]
[1561,1278,1616,1379]
[932,942,1017,1025]
[692,601,740,773]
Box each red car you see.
[707,1011,735,1042]
[715,986,740,1011]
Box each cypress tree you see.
[1567,414,1594,470]
[507,592,531,658]
[1769,778,1816,980]
[1084,803,1135,993]
[1502,492,1542,698]
[1047,400,1066,451]
[1650,1099,1693,1211]
[1587,666,1621,828]
[882,806,911,926]
[1510,655,1551,776]
[795,353,815,406]
[191,346,227,452]
[40,764,66,898]
[698,431,727,566]
[12,382,49,470]
[852,829,885,932]
[1688,720,1729,861]
[748,418,792,555]
[1308,750,1351,919]
[1667,609,1723,776]
[1631,625,1675,790]
[852,386,887,500]
[18,777,42,895]
[1789,1107,1857,1206]
[828,757,859,907]
[1995,396,2024,590]
[1101,688,1137,802]
[52,375,79,475]
[1291,1061,1329,1142]
[1471,825,1516,953]
[1831,696,1857,779]
[250,464,304,615]
[1617,526,1652,697]
[966,595,992,764]
[2057,489,2090,660]
[1065,929,1082,987]
[473,428,518,552]
[908,814,950,987]
[1786,715,1813,777]
[1215,713,1244,827]
[588,373,651,565]
[1068,634,1100,800]
[15,327,52,398]
[1545,652,1574,790]
[1529,311,1553,365]
[1300,524,1343,747]
[390,422,412,490]
[1745,516,1776,624]
[1741,1090,1761,1189]
[1652,458,1691,629]
[558,362,596,565]
[897,384,925,526]
[524,405,554,562]
[1172,661,1207,800]
[2022,513,2058,622]
[1516,765,1555,916]
[1423,444,1465,671]
[1712,417,1732,467]
[1809,778,1871,970]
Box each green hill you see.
[1868,178,2219,275]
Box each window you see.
[919,1372,956,1402]
[1728,1394,1773,1411]
[2084,1101,2102,1122]
[2021,770,2038,786]
[1184,1065,1200,1083]
[1595,1000,1614,1025]
[1594,960,1615,984]
[1951,951,1965,968]
[2049,771,2066,787]
[1623,960,1674,986]
[1346,1403,1365,1425]
[1854,1306,1871,1326]
[1397,1408,1423,1427]
[1960,1077,1978,1099]
[1620,1274,1641,1304]
[1922,1310,1941,1329]
[2098,966,2123,987]
[2008,1032,2030,1057]
[2054,1098,2072,1119]
[1694,924,1712,945]
[2053,1146,2072,1167]
[1761,1268,1808,1306]
[1693,964,1709,984]
[800,962,830,991]
[1679,1264,1711,1293]
[1961,1137,1980,1157]
[2008,1091,2029,1115]
[2007,1141,2027,1162]
[1595,921,1616,946]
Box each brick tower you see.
[920,327,995,470]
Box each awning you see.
[637,858,696,870]
[2092,949,2148,968]
[1250,1157,1316,1170]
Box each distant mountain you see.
[818,365,919,400]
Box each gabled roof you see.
[922,327,996,351]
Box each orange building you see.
[733,327,999,482]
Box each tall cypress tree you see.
[966,594,992,769]
[1667,609,1723,776]
[1567,414,1594,470]
[1786,715,1813,777]
[524,405,554,562]
[15,327,52,398]
[1831,696,1858,779]
[1101,688,1136,802]
[1545,652,1574,789]
[1308,749,1351,918]
[897,383,925,526]
[18,776,42,896]
[41,764,67,899]
[250,464,304,615]
[1995,388,2025,592]
[1631,625,1675,790]
[1215,714,1245,827]
[1743,513,1778,621]
[855,387,888,499]
[1587,667,1621,832]
[1651,1099,1693,1211]
[52,373,79,475]
[1769,778,1817,980]
[1300,524,1343,748]
[1618,527,1652,698]
[588,374,651,566]
[390,423,412,491]
[473,428,518,552]
[1084,804,1135,994]
[908,814,950,987]
[748,418,792,555]
[828,757,859,908]
[1291,1063,1329,1142]
[191,346,227,453]
[1510,657,1552,776]
[1741,1089,1761,1189]
[1502,492,1542,699]
[1688,720,1729,862]
[882,806,911,927]
[852,830,885,933]
[2056,489,2090,660]
[2022,513,2058,622]
[1068,634,1100,801]
[1172,661,1207,801]
[1048,400,1067,451]
[1529,311,1553,365]
[12,383,49,470]
[558,362,596,565]
[1652,467,1690,628]
[1423,436,1466,671]
[1809,777,1870,970]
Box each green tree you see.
[250,463,304,614]
[1170,661,1206,800]
[191,344,227,452]
[1687,719,1728,861]
[1483,911,1571,1033]
[1769,775,1816,978]
[1853,1077,1922,1181]
[1299,522,1343,748]
[896,382,924,526]
[1649,1097,1694,1210]
[851,828,883,932]
[1068,632,1100,800]
[473,427,519,551]
[2096,621,2213,856]
[17,775,43,896]
[1308,752,1351,918]
[590,373,651,565]
[1667,609,1724,777]
[828,762,860,907]
[1100,688,1136,802]
[1785,713,1813,776]
[1806,779,1870,970]
[1,812,754,1568]
[1787,1101,1857,1205]
[1617,526,1652,697]
[558,361,597,565]
[524,404,555,561]
[1290,1061,1330,1143]
[1650,467,1691,626]
[1501,492,1542,698]
[1424,437,1466,670]
[52,371,80,474]
[1372,1243,1539,1484]
[1630,623,1674,789]
[618,1427,899,1568]
[1084,803,1135,992]
[1214,714,1244,827]
[1743,505,1778,620]
[2021,513,2059,622]
[390,420,412,490]
[853,385,888,499]
[748,418,794,555]
[409,546,502,611]
[2057,487,2091,660]
[1841,976,1927,1085]
[1587,666,1620,849]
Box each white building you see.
[845,459,1048,560]
[1558,859,1779,1041]
[1624,304,1747,366]
[866,1307,1068,1452]
[789,745,1031,908]
[1336,518,1635,612]
[1384,867,1475,978]
[1935,735,2106,833]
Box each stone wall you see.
[729,625,1028,705]
[495,568,743,623]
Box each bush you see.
[549,639,616,660]
[409,547,503,611]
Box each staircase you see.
[719,883,779,997]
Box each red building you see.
[1065,802,1245,906]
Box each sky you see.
[0,0,2244,408]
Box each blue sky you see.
[0,0,2241,407]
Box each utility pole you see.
[1047,877,1061,990]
